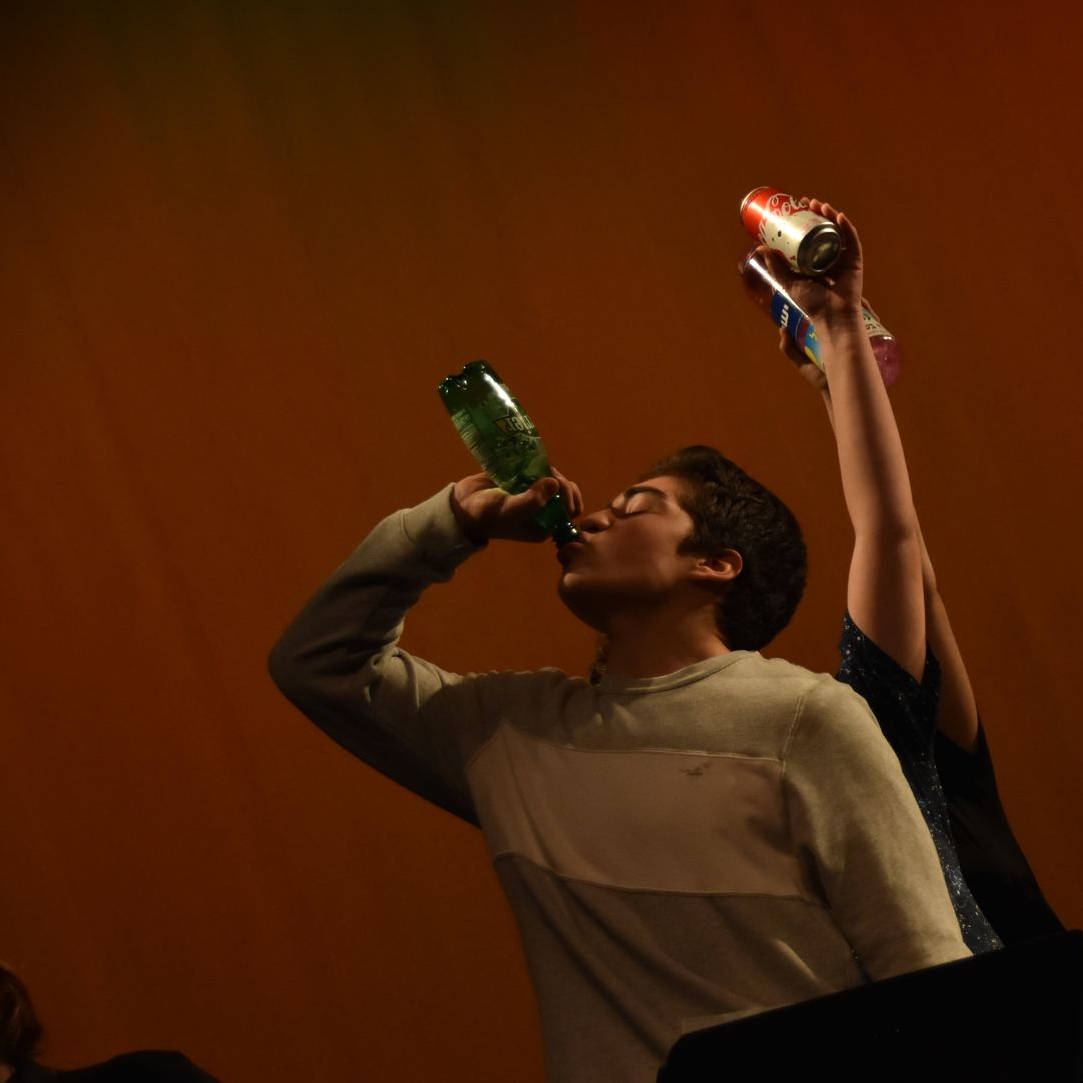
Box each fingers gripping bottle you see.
[438,360,580,545]
[738,249,902,388]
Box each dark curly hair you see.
[0,962,43,1069]
[641,445,806,651]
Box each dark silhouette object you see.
[658,931,1083,1082]
[1,962,221,1083]
[13,1052,221,1082]
[0,966,42,1071]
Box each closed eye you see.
[620,495,657,515]
[608,484,667,518]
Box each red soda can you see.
[740,186,842,275]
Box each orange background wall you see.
[2,3,1080,1080]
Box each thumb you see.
[761,245,794,288]
[534,476,560,503]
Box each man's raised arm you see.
[267,472,581,822]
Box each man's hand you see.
[450,468,583,544]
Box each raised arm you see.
[766,202,980,748]
[801,384,978,747]
[268,471,583,820]
[918,525,981,750]
[763,202,925,681]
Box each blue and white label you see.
[769,290,797,332]
[769,290,822,368]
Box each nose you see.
[576,508,612,534]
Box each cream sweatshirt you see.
[269,486,970,1083]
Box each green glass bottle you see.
[438,360,580,546]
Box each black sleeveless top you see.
[12,1052,221,1082]
[837,613,1063,949]
[934,723,1064,944]
[837,613,1002,953]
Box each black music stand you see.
[658,930,1083,1082]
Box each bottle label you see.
[493,413,538,438]
[862,306,890,338]
[449,407,547,492]
[769,290,798,333]
[758,207,829,271]
[769,290,822,368]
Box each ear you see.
[689,548,742,585]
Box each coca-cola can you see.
[740,186,842,275]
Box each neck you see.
[599,605,730,680]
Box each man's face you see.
[556,474,703,630]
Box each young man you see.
[269,425,970,1082]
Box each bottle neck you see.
[535,494,579,545]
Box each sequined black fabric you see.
[935,723,1064,944]
[837,612,1001,953]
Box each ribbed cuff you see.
[400,484,488,569]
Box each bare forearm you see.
[817,315,919,540]
[767,202,924,676]
[826,391,979,748]
[917,525,980,751]
[819,314,926,678]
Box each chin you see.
[556,575,609,633]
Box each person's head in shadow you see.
[0,962,220,1082]
[0,962,42,1082]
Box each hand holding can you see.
[738,195,902,387]
[740,186,843,275]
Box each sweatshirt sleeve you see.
[267,485,490,824]
[781,676,971,979]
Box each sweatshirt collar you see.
[596,651,756,695]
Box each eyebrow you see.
[609,485,668,511]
